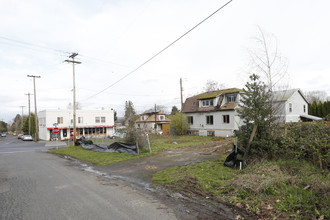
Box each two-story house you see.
[272,89,322,122]
[135,110,170,135]
[182,88,243,137]
[38,109,115,140]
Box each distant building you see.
[272,89,322,122]
[38,109,115,140]
[135,110,170,135]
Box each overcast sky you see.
[1,0,329,123]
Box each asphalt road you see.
[0,135,177,220]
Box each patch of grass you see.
[49,135,215,166]
[152,159,330,219]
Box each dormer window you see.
[141,116,145,121]
[159,115,165,120]
[227,94,236,103]
[202,99,213,107]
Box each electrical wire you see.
[0,36,71,55]
[82,0,233,101]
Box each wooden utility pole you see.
[154,104,157,134]
[25,93,32,135]
[27,75,40,141]
[19,106,25,133]
[180,78,183,111]
[65,53,81,143]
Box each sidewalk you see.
[44,141,69,148]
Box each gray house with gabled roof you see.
[272,89,322,122]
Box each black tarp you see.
[75,137,138,155]
[224,144,244,168]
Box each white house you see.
[182,88,243,137]
[38,109,115,141]
[135,110,170,135]
[272,89,322,122]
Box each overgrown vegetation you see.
[153,159,329,219]
[49,135,214,166]
[169,112,190,135]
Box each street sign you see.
[53,127,60,134]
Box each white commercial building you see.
[38,109,115,141]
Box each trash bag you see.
[75,136,138,155]
[224,144,244,168]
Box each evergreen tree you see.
[237,74,277,161]
[170,106,179,115]
[22,113,36,135]
[124,101,137,129]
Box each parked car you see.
[1,133,6,137]
[18,134,24,139]
[22,135,33,141]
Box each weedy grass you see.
[49,135,215,166]
[153,159,330,219]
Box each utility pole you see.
[27,75,40,141]
[154,104,157,134]
[19,106,25,133]
[65,53,81,143]
[25,93,33,135]
[180,78,183,111]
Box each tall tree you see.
[169,112,190,135]
[9,114,22,132]
[305,90,328,103]
[248,26,288,92]
[22,113,36,135]
[0,121,8,133]
[124,101,137,129]
[203,80,225,92]
[237,74,275,161]
[170,106,179,115]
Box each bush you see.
[281,122,329,169]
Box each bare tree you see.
[305,90,328,103]
[203,80,226,92]
[248,26,289,92]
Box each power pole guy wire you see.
[83,0,233,101]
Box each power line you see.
[0,36,71,55]
[83,0,234,101]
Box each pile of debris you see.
[75,136,138,155]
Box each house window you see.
[206,115,213,125]
[57,117,63,124]
[78,117,83,124]
[71,119,73,124]
[187,116,193,125]
[159,115,165,120]
[227,95,236,103]
[141,116,145,121]
[303,105,306,113]
[223,115,230,124]
[95,117,100,123]
[207,131,215,136]
[289,103,292,112]
[101,117,106,123]
[202,99,213,107]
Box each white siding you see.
[38,109,115,140]
[186,110,242,137]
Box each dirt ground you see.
[86,140,255,220]
[62,139,256,219]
